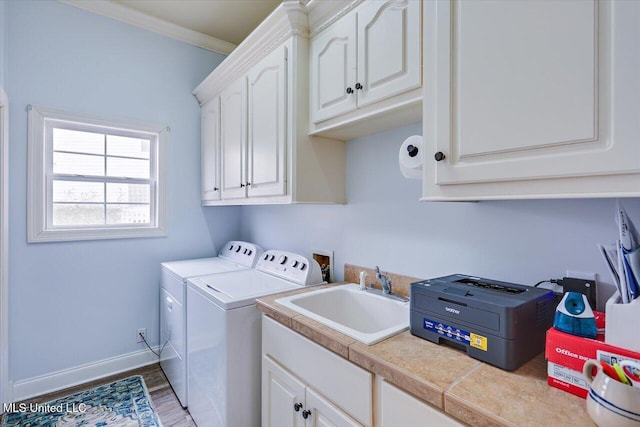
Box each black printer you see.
[410,274,555,371]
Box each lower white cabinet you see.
[263,355,306,427]
[263,355,363,427]
[262,316,373,427]
[262,315,469,427]
[375,377,464,427]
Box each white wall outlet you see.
[312,248,334,283]
[137,328,147,343]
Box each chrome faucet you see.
[375,266,392,294]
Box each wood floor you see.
[2,363,196,426]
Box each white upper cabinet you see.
[422,0,640,200]
[308,0,422,140]
[356,0,422,108]
[201,97,220,202]
[310,12,357,124]
[194,2,345,206]
[247,45,287,198]
[220,77,247,200]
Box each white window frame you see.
[27,105,169,242]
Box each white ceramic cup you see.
[583,359,640,427]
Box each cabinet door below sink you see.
[376,378,464,427]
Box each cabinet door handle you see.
[302,409,311,419]
[294,402,303,412]
[355,82,363,90]
[346,87,354,94]
[434,152,446,162]
[213,187,219,191]
[246,182,251,186]
[240,183,245,188]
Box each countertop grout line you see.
[347,342,448,409]
[444,362,483,394]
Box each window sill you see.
[27,225,168,243]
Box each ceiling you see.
[112,0,282,46]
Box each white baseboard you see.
[11,347,159,402]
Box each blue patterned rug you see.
[2,375,162,426]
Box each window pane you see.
[107,204,151,224]
[107,157,150,179]
[107,135,151,159]
[53,181,104,203]
[52,203,105,226]
[53,128,104,155]
[107,183,150,203]
[53,152,104,176]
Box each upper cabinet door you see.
[310,13,357,124]
[247,45,287,198]
[427,0,640,188]
[356,0,422,108]
[220,77,247,199]
[201,97,220,202]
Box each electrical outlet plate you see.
[312,248,334,283]
[565,270,597,309]
[137,328,146,343]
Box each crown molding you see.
[305,0,363,37]
[193,1,309,104]
[57,0,236,55]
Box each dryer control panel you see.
[218,241,264,267]
[256,250,324,286]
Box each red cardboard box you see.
[545,316,640,398]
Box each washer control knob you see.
[263,254,269,261]
[269,255,275,261]
[300,263,306,271]
[292,260,299,268]
[279,255,288,265]
[235,245,242,253]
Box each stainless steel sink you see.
[276,284,409,345]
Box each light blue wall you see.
[6,0,241,381]
[241,123,640,304]
[0,0,6,88]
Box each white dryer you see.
[160,241,263,408]
[186,250,323,427]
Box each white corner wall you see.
[241,122,640,305]
[5,0,241,396]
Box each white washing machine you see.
[186,250,323,427]
[160,241,263,408]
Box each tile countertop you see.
[256,268,595,427]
